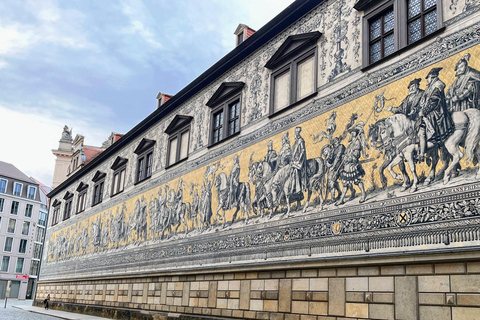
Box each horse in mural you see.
[369,110,480,192]
[248,156,326,216]
[214,172,252,226]
[164,188,190,235]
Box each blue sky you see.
[0,0,294,186]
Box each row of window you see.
[0,217,45,244]
[0,198,35,217]
[3,237,29,254]
[51,2,441,227]
[0,256,26,273]
[0,179,37,200]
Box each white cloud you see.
[121,0,162,49]
[0,23,36,55]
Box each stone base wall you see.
[36,252,480,320]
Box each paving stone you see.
[309,279,328,292]
[337,268,357,277]
[457,293,480,306]
[369,277,394,292]
[240,280,251,310]
[279,279,292,313]
[308,301,327,315]
[264,300,279,312]
[466,262,480,274]
[358,267,379,276]
[346,292,364,302]
[265,280,279,291]
[292,279,309,291]
[406,264,434,275]
[292,301,309,314]
[435,263,466,274]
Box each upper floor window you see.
[111,157,127,196]
[63,192,73,220]
[24,204,33,218]
[133,138,156,183]
[4,237,13,252]
[38,212,47,227]
[265,32,320,115]
[165,116,192,167]
[33,243,42,259]
[91,171,106,206]
[51,200,61,226]
[18,239,27,254]
[15,257,24,273]
[35,226,45,243]
[0,179,7,193]
[356,0,443,67]
[206,82,244,146]
[13,182,22,197]
[21,221,30,235]
[30,260,39,276]
[1,256,10,272]
[407,0,437,44]
[0,198,4,213]
[27,186,36,200]
[76,182,88,214]
[10,201,19,215]
[369,8,394,64]
[7,218,15,233]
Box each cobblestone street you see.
[0,299,60,320]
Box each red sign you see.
[16,275,29,279]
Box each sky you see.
[0,0,295,187]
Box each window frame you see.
[13,182,22,197]
[1,256,10,272]
[27,186,36,200]
[358,0,444,68]
[265,32,320,117]
[406,0,438,45]
[24,204,33,218]
[4,237,13,252]
[21,221,30,235]
[111,157,128,196]
[38,211,47,227]
[164,116,192,168]
[51,200,61,226]
[0,179,7,194]
[15,257,24,273]
[18,239,27,254]
[10,201,20,215]
[206,82,245,147]
[133,139,156,183]
[91,172,106,207]
[76,182,88,214]
[7,218,16,234]
[0,198,3,213]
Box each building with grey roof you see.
[0,161,47,299]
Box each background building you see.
[0,161,47,299]
[38,0,480,319]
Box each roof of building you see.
[0,160,38,185]
[83,146,104,164]
[48,0,323,198]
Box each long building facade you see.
[0,161,47,299]
[38,1,480,319]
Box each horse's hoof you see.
[444,177,451,185]
[476,173,480,180]
[410,186,418,193]
[423,179,431,186]
[400,186,408,192]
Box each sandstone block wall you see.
[36,258,480,320]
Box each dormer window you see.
[134,138,156,183]
[265,32,320,116]
[165,115,192,167]
[206,82,244,146]
[91,171,106,206]
[111,156,128,196]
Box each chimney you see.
[156,92,173,109]
[234,24,256,47]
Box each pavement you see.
[0,299,112,320]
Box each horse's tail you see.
[464,109,480,163]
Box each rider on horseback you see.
[417,68,455,162]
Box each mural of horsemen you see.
[48,51,480,262]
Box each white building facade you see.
[0,161,47,299]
